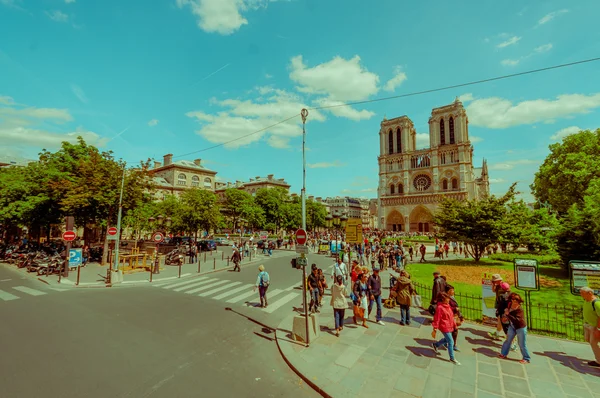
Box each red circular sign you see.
[107,227,118,236]
[295,229,307,245]
[152,232,165,243]
[62,231,76,242]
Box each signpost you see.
[295,245,309,255]
[481,273,497,327]
[152,232,165,274]
[62,216,75,278]
[69,248,83,268]
[62,231,76,242]
[107,227,118,241]
[513,258,540,328]
[259,231,268,240]
[570,261,600,295]
[296,229,307,245]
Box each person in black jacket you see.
[307,264,321,313]
[368,267,385,326]
[431,271,447,305]
[445,285,464,352]
[498,293,531,364]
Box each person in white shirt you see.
[332,257,348,285]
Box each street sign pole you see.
[64,216,74,278]
[300,108,309,346]
[113,166,126,273]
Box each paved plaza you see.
[277,300,599,398]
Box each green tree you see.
[254,187,289,233]
[179,189,222,237]
[434,184,517,262]
[501,200,559,252]
[222,189,264,230]
[531,129,600,214]
[307,199,328,231]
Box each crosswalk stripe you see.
[161,277,210,290]
[198,281,242,297]
[226,288,265,303]
[0,289,20,301]
[172,278,214,292]
[212,284,255,300]
[13,286,46,296]
[185,280,230,294]
[263,292,299,313]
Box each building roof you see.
[151,177,173,188]
[152,160,217,175]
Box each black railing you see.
[412,282,585,342]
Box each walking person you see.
[498,293,531,364]
[445,285,464,351]
[393,270,414,325]
[353,272,369,328]
[231,248,242,272]
[431,271,447,306]
[579,287,600,367]
[330,275,347,336]
[368,266,385,326]
[189,242,197,264]
[431,292,461,365]
[307,264,321,313]
[254,265,270,308]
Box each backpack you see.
[260,272,270,287]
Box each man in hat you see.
[368,266,385,326]
[431,271,447,305]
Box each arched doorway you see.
[386,210,404,232]
[409,206,433,233]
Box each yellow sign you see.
[345,218,363,244]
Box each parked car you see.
[198,240,217,251]
[214,237,232,246]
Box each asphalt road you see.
[0,250,339,398]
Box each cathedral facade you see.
[377,98,489,232]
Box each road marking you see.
[228,287,285,304]
[0,289,19,301]
[49,288,70,292]
[184,279,229,294]
[263,292,299,313]
[212,284,255,300]
[13,286,47,296]
[284,283,299,291]
[197,281,242,297]
[0,278,11,282]
[171,278,212,292]
[161,277,209,290]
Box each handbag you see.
[454,315,463,327]
[411,294,422,308]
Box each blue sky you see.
[1,0,599,202]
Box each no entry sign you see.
[152,231,165,243]
[295,229,307,245]
[107,227,118,236]
[62,231,76,242]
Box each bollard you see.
[76,265,81,286]
[149,266,153,282]
[213,258,216,270]
[249,252,252,262]
[227,257,230,266]
[204,252,207,263]
[197,260,201,273]
[221,252,224,261]
[178,263,182,278]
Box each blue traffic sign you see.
[69,248,83,267]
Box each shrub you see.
[489,252,561,265]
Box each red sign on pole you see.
[62,231,76,242]
[152,232,165,243]
[107,227,118,236]
[295,229,307,245]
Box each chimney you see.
[267,174,274,180]
[154,161,161,169]
[163,154,173,166]
[194,159,201,166]
[249,178,254,182]
[255,176,260,180]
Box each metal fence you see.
[412,282,585,342]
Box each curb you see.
[46,252,295,289]
[274,314,331,398]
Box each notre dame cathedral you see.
[377,98,490,232]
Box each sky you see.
[1,0,600,202]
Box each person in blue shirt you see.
[254,264,270,308]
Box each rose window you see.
[413,174,432,191]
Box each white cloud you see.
[289,55,379,102]
[497,36,521,48]
[265,73,273,79]
[176,0,281,35]
[534,43,553,53]
[148,119,159,127]
[550,126,581,141]
[313,99,374,121]
[0,106,72,123]
[383,67,407,92]
[307,160,345,169]
[268,135,291,149]
[501,59,520,66]
[467,93,600,129]
[65,0,76,3]
[45,10,69,22]
[0,126,107,149]
[459,93,474,103]
[0,0,22,8]
[489,178,506,184]
[470,136,483,143]
[416,133,429,149]
[341,187,377,194]
[537,9,569,26]
[489,159,540,170]
[70,84,88,103]
[0,95,15,105]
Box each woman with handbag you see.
[330,275,347,336]
[445,285,464,351]
[393,270,415,325]
[352,272,370,328]
[498,293,532,364]
[431,292,461,365]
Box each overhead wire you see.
[171,56,600,159]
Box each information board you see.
[514,258,539,290]
[570,261,600,295]
[69,248,83,267]
[345,218,363,244]
[481,273,497,326]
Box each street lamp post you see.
[300,108,310,346]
